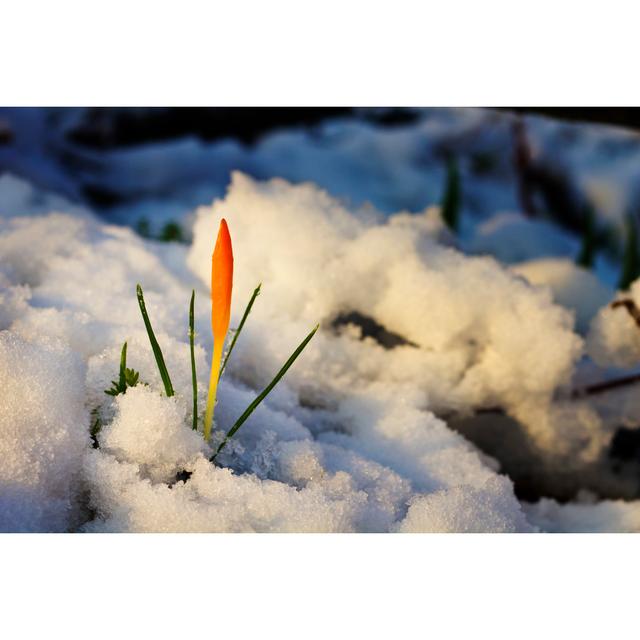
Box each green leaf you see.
[619,214,640,291]
[441,156,461,232]
[118,341,127,392]
[220,283,261,375]
[90,415,102,444]
[212,323,318,460]
[104,342,141,396]
[104,343,126,395]
[189,290,198,431]
[159,221,185,243]
[125,368,140,387]
[135,218,151,239]
[576,204,596,269]
[136,284,175,397]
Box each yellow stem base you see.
[203,342,224,442]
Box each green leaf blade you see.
[619,214,640,291]
[136,283,175,397]
[441,156,461,233]
[576,204,596,269]
[189,289,198,431]
[212,323,318,460]
[118,341,128,393]
[220,283,261,376]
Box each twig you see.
[571,372,640,398]
[611,298,640,328]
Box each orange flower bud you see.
[204,218,234,441]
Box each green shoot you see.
[576,205,596,269]
[211,323,319,461]
[136,283,175,397]
[441,155,460,232]
[90,408,102,447]
[619,214,640,291]
[105,342,140,396]
[189,290,198,431]
[220,283,261,376]
[124,368,140,387]
[159,221,185,243]
[135,218,151,239]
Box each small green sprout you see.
[90,409,102,446]
[135,218,152,239]
[104,342,140,396]
[159,221,184,243]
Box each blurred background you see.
[2,107,640,285]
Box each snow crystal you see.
[83,453,367,533]
[0,331,89,532]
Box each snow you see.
[469,212,579,264]
[397,477,535,533]
[190,173,585,461]
[0,171,549,532]
[4,109,640,532]
[511,258,614,334]
[587,279,640,368]
[525,494,640,533]
[99,386,210,484]
[0,332,89,532]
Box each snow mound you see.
[525,495,640,533]
[0,173,91,220]
[99,386,210,484]
[512,258,613,334]
[587,279,640,368]
[397,476,535,533]
[469,212,578,264]
[83,453,367,533]
[0,331,89,532]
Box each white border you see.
[1,1,639,105]
[1,534,638,639]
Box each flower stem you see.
[203,340,224,441]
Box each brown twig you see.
[611,298,640,328]
[563,299,640,397]
[473,371,640,416]
[571,373,640,398]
